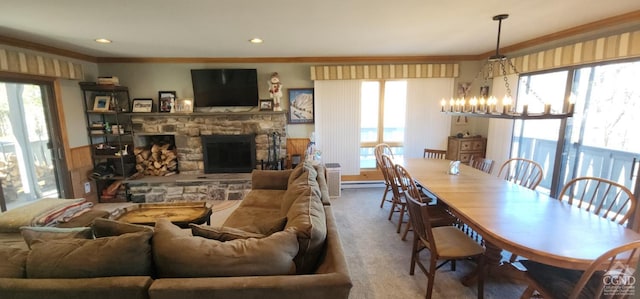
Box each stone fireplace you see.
[126,111,286,202]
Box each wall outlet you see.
[84,182,91,194]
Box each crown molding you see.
[478,9,640,58]
[0,35,97,63]
[2,10,639,64]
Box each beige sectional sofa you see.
[0,162,352,299]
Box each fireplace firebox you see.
[201,134,256,173]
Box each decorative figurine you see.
[268,72,283,111]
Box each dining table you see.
[400,158,640,275]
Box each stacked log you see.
[133,143,178,176]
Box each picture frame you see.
[287,88,314,124]
[259,99,274,111]
[93,95,111,111]
[132,98,153,113]
[158,91,177,112]
[175,98,194,113]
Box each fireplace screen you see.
[201,135,256,173]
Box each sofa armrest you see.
[0,276,153,299]
[251,169,293,190]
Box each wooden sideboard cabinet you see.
[446,136,487,163]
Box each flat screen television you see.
[191,69,259,107]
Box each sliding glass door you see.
[511,60,640,198]
[560,61,640,194]
[0,79,65,210]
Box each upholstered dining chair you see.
[520,240,640,299]
[497,158,543,190]
[375,143,395,209]
[380,154,408,233]
[423,148,447,159]
[558,176,637,226]
[394,163,458,241]
[397,164,486,299]
[469,156,494,174]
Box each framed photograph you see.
[175,98,194,113]
[132,98,153,112]
[480,86,490,97]
[287,88,314,124]
[158,91,177,112]
[259,99,274,111]
[93,96,111,111]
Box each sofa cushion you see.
[20,226,94,249]
[281,161,320,215]
[251,169,294,190]
[26,230,153,278]
[222,207,286,234]
[91,217,154,238]
[282,162,327,274]
[153,218,299,278]
[189,224,266,241]
[0,247,29,278]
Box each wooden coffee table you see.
[114,202,212,228]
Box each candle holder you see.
[522,104,528,116]
[543,104,551,115]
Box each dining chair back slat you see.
[559,176,637,226]
[469,156,494,174]
[497,158,543,190]
[423,149,447,159]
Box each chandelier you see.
[441,14,574,119]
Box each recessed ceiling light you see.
[249,38,263,44]
[94,38,112,44]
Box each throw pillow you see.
[26,230,153,278]
[189,224,266,241]
[92,217,154,238]
[153,218,298,278]
[20,226,94,249]
[0,247,29,278]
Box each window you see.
[360,80,407,168]
[511,60,640,197]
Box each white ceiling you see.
[1,0,640,59]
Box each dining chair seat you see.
[432,226,485,258]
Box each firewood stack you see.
[133,143,178,176]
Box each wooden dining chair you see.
[469,156,495,174]
[558,176,637,226]
[423,148,447,159]
[497,158,543,190]
[394,164,458,241]
[399,164,486,299]
[520,240,640,299]
[380,154,408,233]
[375,143,395,209]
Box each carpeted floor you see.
[331,187,528,299]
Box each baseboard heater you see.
[341,181,385,189]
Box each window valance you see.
[490,29,640,77]
[0,47,83,80]
[311,64,459,80]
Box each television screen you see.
[191,69,259,107]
